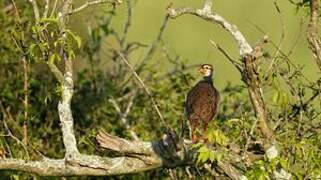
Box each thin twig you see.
[272,1,286,59]
[209,39,243,73]
[249,20,313,85]
[117,52,168,128]
[120,0,133,47]
[43,0,50,18]
[29,0,40,21]
[0,101,30,159]
[69,0,122,15]
[286,19,304,57]
[242,117,259,158]
[109,93,139,141]
[264,0,286,76]
[50,0,58,17]
[136,15,170,72]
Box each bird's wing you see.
[210,87,220,119]
[186,81,220,121]
[185,82,201,119]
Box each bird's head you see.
[198,64,214,77]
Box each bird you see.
[185,64,220,142]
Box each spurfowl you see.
[185,64,220,142]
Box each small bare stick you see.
[117,52,167,127]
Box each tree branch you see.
[137,15,170,72]
[69,0,122,15]
[117,52,168,127]
[0,155,161,176]
[109,96,140,141]
[47,62,67,85]
[29,0,40,21]
[307,0,321,72]
[167,2,252,56]
[167,1,272,139]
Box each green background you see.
[72,0,317,89]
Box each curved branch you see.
[167,1,272,139]
[167,2,252,56]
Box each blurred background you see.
[1,0,321,179]
[72,0,316,88]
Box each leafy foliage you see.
[0,0,320,179]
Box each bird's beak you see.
[198,67,204,75]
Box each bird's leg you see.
[192,130,197,143]
[192,120,198,143]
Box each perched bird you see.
[185,64,220,142]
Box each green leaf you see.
[66,29,82,48]
[197,145,222,164]
[197,146,210,164]
[206,129,228,146]
[279,158,288,169]
[28,44,39,57]
[49,53,61,63]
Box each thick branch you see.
[1,130,248,178]
[0,155,161,176]
[243,55,273,139]
[56,0,79,157]
[0,133,164,176]
[307,0,321,71]
[167,1,272,139]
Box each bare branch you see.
[117,52,167,127]
[109,95,140,141]
[307,0,321,71]
[268,1,285,65]
[22,56,29,145]
[96,132,153,155]
[0,155,161,176]
[137,15,170,72]
[166,1,272,139]
[29,0,40,21]
[56,0,79,157]
[243,54,273,139]
[209,39,242,72]
[50,0,58,17]
[167,1,253,56]
[43,0,50,18]
[69,0,122,15]
[120,0,133,47]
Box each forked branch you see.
[167,0,273,139]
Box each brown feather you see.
[185,77,220,135]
